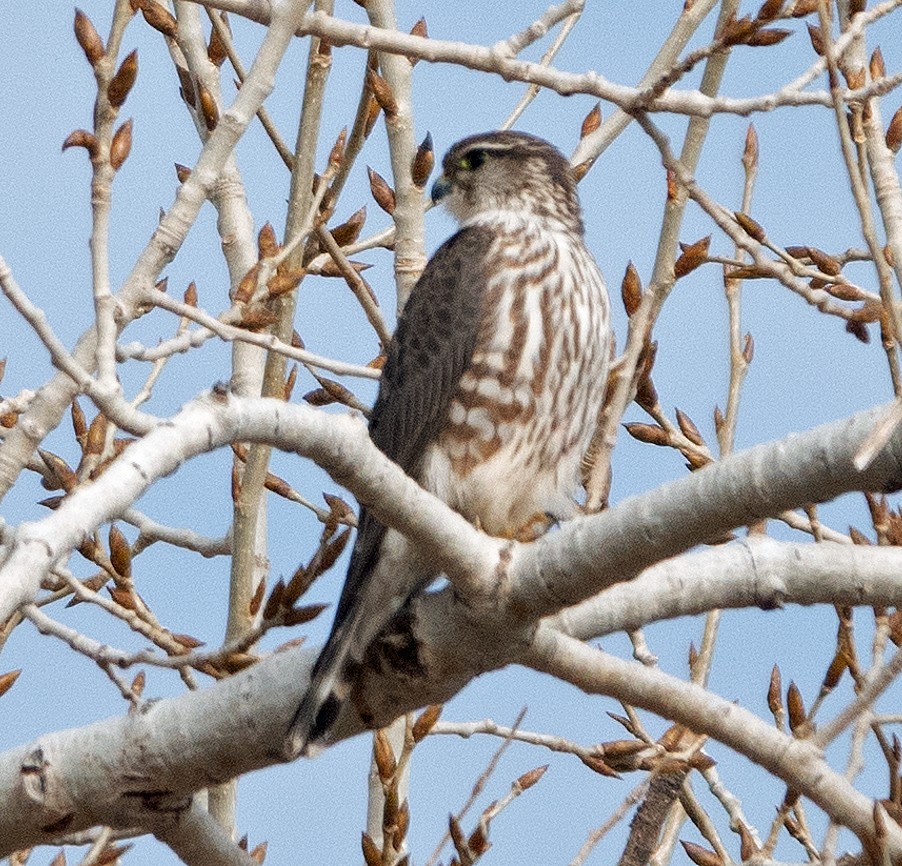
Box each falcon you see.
[289,130,611,755]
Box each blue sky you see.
[1,2,901,864]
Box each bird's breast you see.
[421,229,610,536]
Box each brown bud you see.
[870,47,886,81]
[624,422,670,447]
[886,105,902,154]
[412,704,442,742]
[303,387,335,407]
[365,68,398,118]
[367,166,396,214]
[0,669,22,700]
[108,50,138,108]
[410,16,428,39]
[726,265,769,280]
[849,526,871,545]
[579,753,620,776]
[516,764,548,791]
[327,126,347,172]
[734,211,766,242]
[267,268,305,299]
[361,832,380,866]
[572,159,593,182]
[108,585,137,611]
[262,579,285,620]
[620,261,642,317]
[849,0,866,13]
[109,525,132,579]
[197,81,219,131]
[238,307,279,329]
[713,404,725,435]
[674,236,711,278]
[140,1,178,38]
[889,610,902,647]
[250,842,267,865]
[40,449,77,492]
[785,245,811,259]
[62,129,99,157]
[681,840,724,866]
[247,577,266,617]
[234,263,260,304]
[742,332,755,363]
[738,822,759,860]
[580,103,602,140]
[745,28,793,46]
[284,364,297,401]
[742,123,758,172]
[807,246,842,275]
[74,9,105,67]
[675,408,704,446]
[208,16,230,67]
[171,632,205,650]
[824,282,863,302]
[257,223,279,259]
[767,664,783,715]
[176,64,196,108]
[791,0,819,14]
[844,66,866,91]
[786,681,807,734]
[467,824,489,856]
[71,398,87,447]
[807,23,825,55]
[411,132,434,187]
[130,670,145,698]
[364,94,381,138]
[720,14,756,45]
[845,319,870,343]
[666,167,678,200]
[756,0,784,19]
[408,16,427,64]
[330,206,366,247]
[823,650,848,690]
[110,119,133,171]
[285,604,329,628]
[373,729,396,781]
[183,281,198,307]
[317,258,372,278]
[174,163,191,183]
[85,412,108,456]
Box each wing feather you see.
[333,223,495,622]
[289,224,496,752]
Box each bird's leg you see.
[507,511,558,543]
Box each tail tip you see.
[286,690,343,759]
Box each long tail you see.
[287,605,367,757]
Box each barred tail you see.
[286,602,372,757]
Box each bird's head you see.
[431,131,583,234]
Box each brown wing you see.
[333,223,494,622]
[289,225,496,751]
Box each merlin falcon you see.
[289,131,611,754]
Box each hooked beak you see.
[431,174,451,204]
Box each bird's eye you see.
[459,149,488,171]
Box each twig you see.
[424,707,527,866]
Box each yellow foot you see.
[508,511,557,543]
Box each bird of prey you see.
[289,130,611,755]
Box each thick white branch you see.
[0,397,901,852]
[551,537,902,640]
[523,626,901,858]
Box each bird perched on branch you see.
[289,130,611,755]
